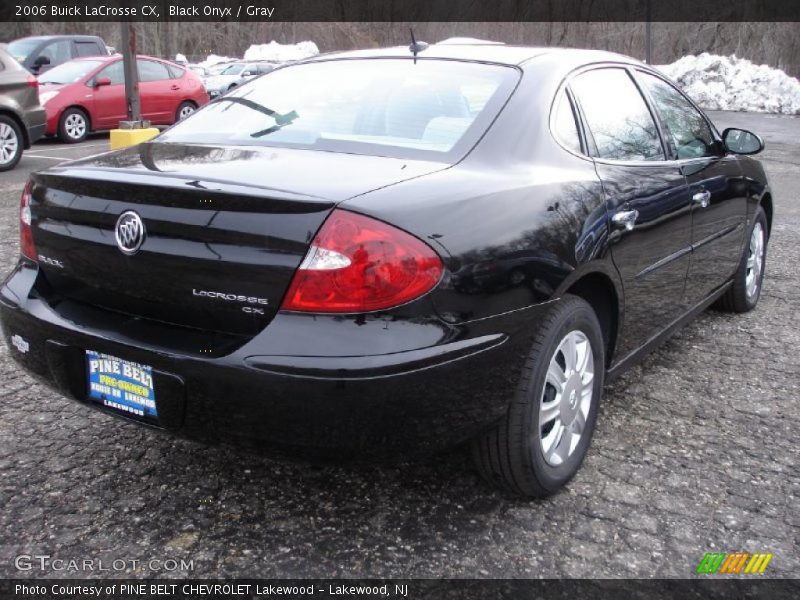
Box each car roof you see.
[307,41,640,69]
[69,54,164,63]
[14,35,103,42]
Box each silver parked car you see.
[202,61,280,97]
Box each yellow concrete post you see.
[109,128,160,150]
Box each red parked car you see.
[37,55,209,143]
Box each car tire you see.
[714,206,768,313]
[58,108,89,143]
[0,115,23,172]
[176,101,197,122]
[472,294,604,498]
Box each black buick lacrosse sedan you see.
[1,42,771,497]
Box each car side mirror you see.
[722,128,764,155]
[94,76,111,87]
[34,55,51,67]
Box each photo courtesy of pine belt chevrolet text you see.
[0,41,772,498]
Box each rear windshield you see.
[159,58,519,161]
[39,60,104,84]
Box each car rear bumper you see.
[25,107,47,145]
[1,261,547,458]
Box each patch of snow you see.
[194,54,238,68]
[657,53,800,115]
[242,41,319,62]
[188,41,319,69]
[174,53,187,64]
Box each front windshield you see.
[159,59,518,161]
[39,60,104,84]
[219,63,245,75]
[8,39,39,63]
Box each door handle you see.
[692,190,711,208]
[170,85,180,91]
[611,209,639,231]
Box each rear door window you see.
[137,59,171,82]
[571,68,664,161]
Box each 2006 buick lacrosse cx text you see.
[0,40,772,497]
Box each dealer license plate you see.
[85,350,157,418]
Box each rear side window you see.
[552,90,581,153]
[75,41,102,57]
[571,68,664,162]
[637,72,717,160]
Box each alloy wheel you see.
[179,104,195,119]
[745,222,765,300]
[0,122,19,166]
[539,330,595,466]
[65,113,86,140]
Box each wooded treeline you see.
[2,22,798,76]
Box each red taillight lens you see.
[26,74,38,90]
[20,179,37,261]
[281,209,443,313]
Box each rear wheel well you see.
[565,273,619,367]
[0,110,29,147]
[760,193,773,236]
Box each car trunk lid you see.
[29,142,448,337]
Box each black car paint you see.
[11,35,109,74]
[0,46,770,457]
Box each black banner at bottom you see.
[1,579,798,600]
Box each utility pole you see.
[645,0,652,64]
[120,23,142,123]
[111,22,156,149]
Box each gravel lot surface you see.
[0,114,798,579]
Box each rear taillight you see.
[26,74,38,90]
[20,179,37,261]
[281,209,443,313]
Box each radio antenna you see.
[409,28,428,64]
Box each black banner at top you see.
[3,0,800,22]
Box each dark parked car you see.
[0,46,46,171]
[0,44,772,497]
[8,35,109,75]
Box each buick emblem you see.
[115,211,145,255]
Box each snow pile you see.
[658,53,800,115]
[242,40,319,62]
[188,42,319,68]
[195,54,238,68]
[174,53,187,64]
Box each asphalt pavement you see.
[0,113,798,579]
